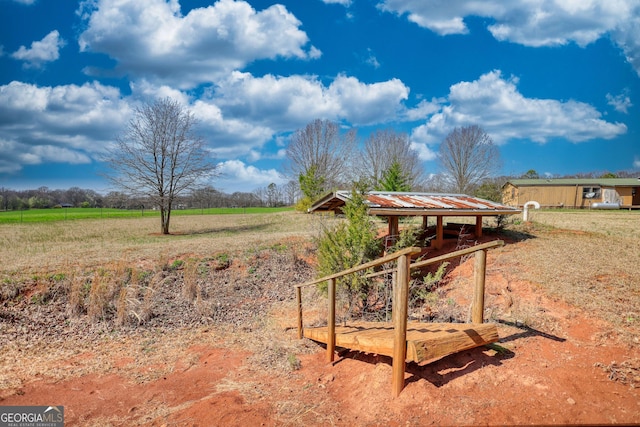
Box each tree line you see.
[0,184,294,212]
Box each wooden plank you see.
[406,323,498,363]
[303,321,499,364]
[303,324,392,356]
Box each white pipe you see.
[523,201,540,221]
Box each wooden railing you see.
[294,239,504,396]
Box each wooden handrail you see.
[294,239,505,397]
[365,239,504,279]
[295,246,421,340]
[411,240,504,270]
[294,246,422,289]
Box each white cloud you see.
[0,78,280,175]
[403,98,443,121]
[327,75,409,125]
[409,141,437,162]
[215,159,286,192]
[11,30,65,68]
[190,98,275,158]
[212,71,410,127]
[606,92,633,113]
[0,69,412,179]
[365,48,380,68]
[0,81,130,173]
[78,0,319,88]
[126,79,278,159]
[23,145,92,165]
[12,0,36,4]
[322,0,352,6]
[0,139,26,173]
[378,0,640,75]
[129,80,191,106]
[213,72,337,129]
[634,157,640,168]
[411,70,627,146]
[611,12,640,77]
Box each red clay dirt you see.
[2,249,640,426]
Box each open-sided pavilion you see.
[308,191,522,249]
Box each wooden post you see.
[327,278,336,362]
[392,253,410,397]
[475,215,483,238]
[388,216,399,239]
[296,286,303,339]
[434,216,443,249]
[472,249,487,323]
[422,215,429,230]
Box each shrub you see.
[316,184,381,314]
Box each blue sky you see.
[1,0,639,193]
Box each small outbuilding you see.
[502,178,640,209]
[309,191,521,250]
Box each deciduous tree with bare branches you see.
[286,119,356,205]
[439,125,501,194]
[105,98,218,234]
[356,129,424,190]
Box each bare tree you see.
[439,125,501,194]
[356,129,424,190]
[286,119,356,200]
[104,191,131,209]
[266,183,280,207]
[105,98,218,234]
[283,180,299,206]
[65,187,87,207]
[190,185,221,209]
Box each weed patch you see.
[595,359,640,388]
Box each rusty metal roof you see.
[309,191,521,216]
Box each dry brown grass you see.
[0,211,317,276]
[526,209,640,239]
[506,210,640,343]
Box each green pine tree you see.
[376,160,411,192]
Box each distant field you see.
[525,208,640,239]
[0,210,318,275]
[0,206,293,224]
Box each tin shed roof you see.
[309,191,521,216]
[505,178,640,187]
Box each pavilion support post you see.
[392,253,410,397]
[388,216,399,240]
[296,286,303,339]
[434,216,443,249]
[475,215,483,238]
[327,278,336,362]
[422,215,429,230]
[472,249,487,323]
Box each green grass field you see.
[0,206,293,224]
